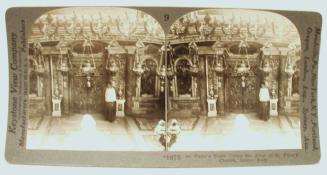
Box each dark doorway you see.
[226,75,258,113]
[71,75,107,113]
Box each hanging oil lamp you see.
[35,63,45,74]
[57,50,70,73]
[237,60,250,75]
[213,52,224,74]
[132,39,145,76]
[236,39,250,75]
[188,41,200,76]
[33,40,46,74]
[261,56,273,76]
[80,35,96,75]
[189,64,199,76]
[106,58,119,74]
[81,59,96,75]
[166,43,175,80]
[285,43,296,78]
[157,65,166,80]
[133,62,144,76]
[56,38,71,73]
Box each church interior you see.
[27,7,301,151]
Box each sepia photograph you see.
[165,9,302,151]
[27,7,166,151]
[1,0,327,172]
[27,7,301,152]
[2,0,323,168]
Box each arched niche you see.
[140,57,159,97]
[173,56,194,97]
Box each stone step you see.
[168,110,201,117]
[132,108,159,115]
[139,102,158,108]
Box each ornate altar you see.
[131,41,162,115]
[167,42,202,117]
[27,8,302,120]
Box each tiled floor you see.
[27,113,301,151]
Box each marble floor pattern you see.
[26,113,301,151]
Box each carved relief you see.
[90,13,110,39]
[63,13,87,40]
[227,76,258,112]
[31,8,164,42]
[35,13,59,40]
[71,75,106,113]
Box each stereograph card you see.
[4,6,322,167]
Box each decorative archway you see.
[140,57,159,97]
[172,55,199,97]
[175,57,192,96]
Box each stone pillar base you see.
[116,99,126,117]
[207,99,217,117]
[270,99,278,116]
[52,98,62,117]
[285,96,292,113]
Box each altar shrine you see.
[28,8,301,121]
